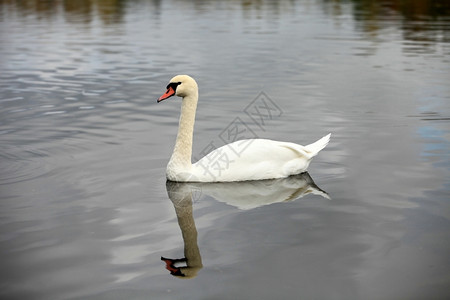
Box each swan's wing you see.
[278,142,312,158]
[278,133,331,158]
[191,139,310,182]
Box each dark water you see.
[1,0,449,299]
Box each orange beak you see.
[157,86,176,102]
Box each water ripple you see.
[0,146,50,185]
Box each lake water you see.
[1,0,449,299]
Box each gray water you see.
[1,0,450,299]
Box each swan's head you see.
[157,75,198,103]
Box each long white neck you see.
[168,92,198,171]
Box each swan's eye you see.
[166,82,182,90]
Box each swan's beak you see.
[157,86,176,103]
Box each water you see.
[0,0,449,299]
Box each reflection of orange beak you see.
[157,86,176,102]
[161,257,186,277]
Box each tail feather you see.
[304,133,331,156]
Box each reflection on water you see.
[3,0,450,40]
[162,172,328,278]
[325,0,450,46]
[191,172,330,210]
[162,180,203,278]
[0,0,127,24]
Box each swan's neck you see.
[168,93,198,171]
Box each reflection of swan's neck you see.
[173,196,203,274]
[166,181,203,278]
[169,93,198,170]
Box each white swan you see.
[157,75,330,182]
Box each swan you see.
[157,75,330,182]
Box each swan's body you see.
[158,75,330,182]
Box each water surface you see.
[1,0,449,299]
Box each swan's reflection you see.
[161,172,329,278]
[192,172,330,210]
[161,179,203,279]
